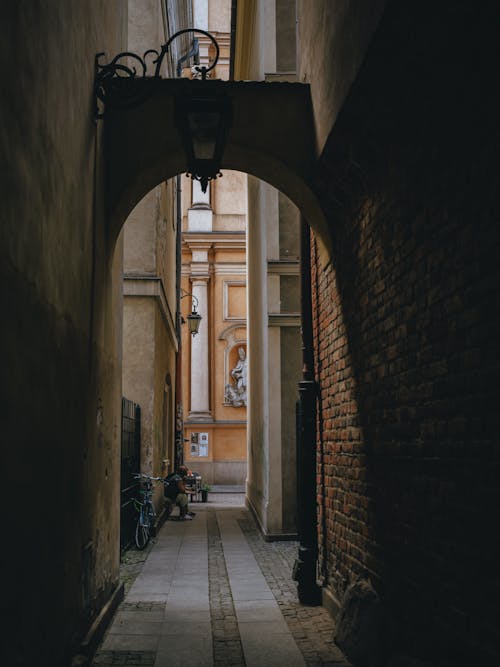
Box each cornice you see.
[184,420,247,426]
[183,230,246,239]
[268,313,301,327]
[267,259,300,275]
[123,275,178,350]
[214,262,246,274]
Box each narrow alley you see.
[92,492,350,667]
[2,1,500,665]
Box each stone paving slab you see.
[234,599,289,623]
[92,499,351,667]
[217,508,305,666]
[101,634,160,652]
[124,593,169,603]
[107,619,164,635]
[241,636,306,667]
[232,588,276,600]
[112,610,165,624]
[163,609,211,623]
[93,650,155,666]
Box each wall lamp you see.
[180,289,202,336]
[94,28,232,193]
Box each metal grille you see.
[120,397,141,550]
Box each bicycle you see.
[132,473,162,549]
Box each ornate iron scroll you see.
[94,28,220,118]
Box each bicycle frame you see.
[132,473,161,549]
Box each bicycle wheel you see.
[135,510,150,550]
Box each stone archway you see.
[104,79,329,248]
[104,77,324,597]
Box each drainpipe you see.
[292,216,321,605]
[174,174,183,471]
[229,0,238,81]
[173,40,199,470]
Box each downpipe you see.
[292,217,321,605]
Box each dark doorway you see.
[120,397,141,550]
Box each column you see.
[189,277,211,420]
[188,181,212,232]
[246,176,269,525]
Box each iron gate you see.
[120,397,141,550]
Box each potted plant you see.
[201,483,211,502]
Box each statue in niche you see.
[224,347,247,407]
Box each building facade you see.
[179,2,248,486]
[121,182,178,506]
[236,0,303,538]
[120,0,194,515]
[181,171,248,484]
[1,1,500,665]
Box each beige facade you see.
[234,0,303,538]
[4,0,498,663]
[120,1,188,516]
[181,170,248,484]
[121,182,178,510]
[179,0,248,485]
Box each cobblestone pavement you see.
[238,516,351,667]
[119,544,156,596]
[92,495,350,667]
[207,510,246,666]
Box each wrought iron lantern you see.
[176,88,231,193]
[181,289,202,337]
[94,28,231,192]
[186,308,202,336]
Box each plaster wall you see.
[246,176,270,525]
[152,305,176,498]
[158,180,178,309]
[275,0,296,72]
[213,214,246,232]
[122,195,177,507]
[128,0,163,55]
[267,325,283,533]
[247,0,276,78]
[280,326,301,532]
[246,174,301,537]
[122,297,155,462]
[124,189,158,274]
[183,422,247,484]
[194,0,209,31]
[209,0,231,33]
[122,0,178,512]
[238,1,303,537]
[214,170,247,215]
[182,168,247,484]
[213,427,247,459]
[0,2,127,664]
[296,0,386,153]
[278,191,300,259]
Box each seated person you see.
[163,465,194,520]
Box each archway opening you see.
[116,165,307,541]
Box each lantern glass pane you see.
[188,111,220,160]
[187,312,201,335]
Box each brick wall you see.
[311,3,500,664]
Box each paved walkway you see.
[92,494,350,667]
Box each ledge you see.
[123,275,178,350]
[71,582,124,666]
[268,313,301,327]
[322,586,342,621]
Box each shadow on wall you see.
[312,2,500,666]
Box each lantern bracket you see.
[94,28,220,118]
[180,288,202,337]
